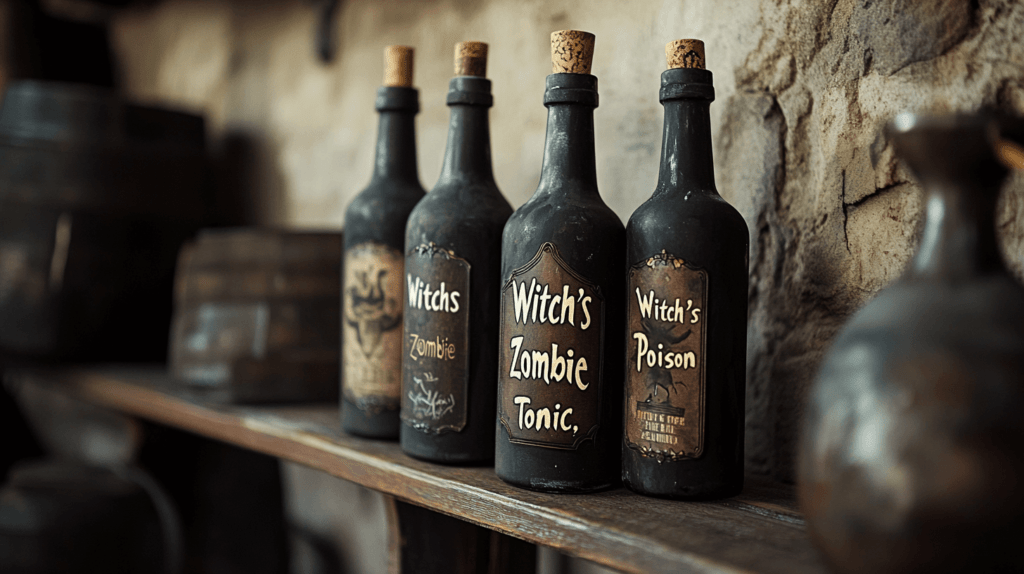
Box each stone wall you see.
[719,0,1024,479]
[98,0,1024,478]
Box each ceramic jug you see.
[797,113,1024,573]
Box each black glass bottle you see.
[495,31,624,493]
[622,40,748,499]
[342,46,425,439]
[400,42,513,463]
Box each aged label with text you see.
[498,243,604,450]
[344,242,404,412]
[625,250,706,460]
[401,243,471,434]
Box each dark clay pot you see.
[797,113,1024,574]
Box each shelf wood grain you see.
[13,367,826,574]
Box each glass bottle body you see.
[341,87,425,439]
[401,77,512,463]
[496,74,625,493]
[623,68,748,499]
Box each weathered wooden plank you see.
[10,367,826,574]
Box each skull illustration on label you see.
[344,243,404,412]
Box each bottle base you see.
[496,472,616,494]
[400,425,494,466]
[340,399,400,440]
[621,474,743,501]
[401,449,493,467]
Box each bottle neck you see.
[372,110,419,184]
[535,73,599,196]
[657,98,716,192]
[439,104,494,183]
[538,103,598,193]
[911,184,1002,279]
[891,116,1008,281]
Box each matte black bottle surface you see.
[342,47,425,439]
[400,43,513,464]
[622,40,748,499]
[496,31,625,493]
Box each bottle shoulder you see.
[344,179,424,248]
[507,187,624,234]
[345,179,424,222]
[629,189,747,235]
[501,189,626,282]
[636,185,744,218]
[421,179,512,215]
[839,273,1024,338]
[816,274,1024,399]
[406,182,513,252]
[627,189,748,263]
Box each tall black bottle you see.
[400,42,513,463]
[342,46,426,439]
[622,40,748,499]
[495,31,625,493]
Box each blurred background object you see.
[0,0,261,364]
[798,113,1024,574]
[136,424,291,574]
[169,228,341,403]
[5,374,294,574]
[0,459,172,574]
[0,80,211,362]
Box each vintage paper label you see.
[401,243,471,434]
[498,243,604,450]
[343,242,404,411]
[625,250,707,460]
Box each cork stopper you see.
[666,39,705,70]
[454,41,488,77]
[383,45,414,87]
[551,30,595,74]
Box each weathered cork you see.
[454,41,488,77]
[551,30,595,74]
[666,39,705,70]
[383,45,414,87]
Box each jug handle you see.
[994,113,1024,170]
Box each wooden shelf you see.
[13,367,825,574]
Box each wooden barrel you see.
[0,80,209,362]
[169,228,341,403]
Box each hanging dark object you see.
[312,0,340,64]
